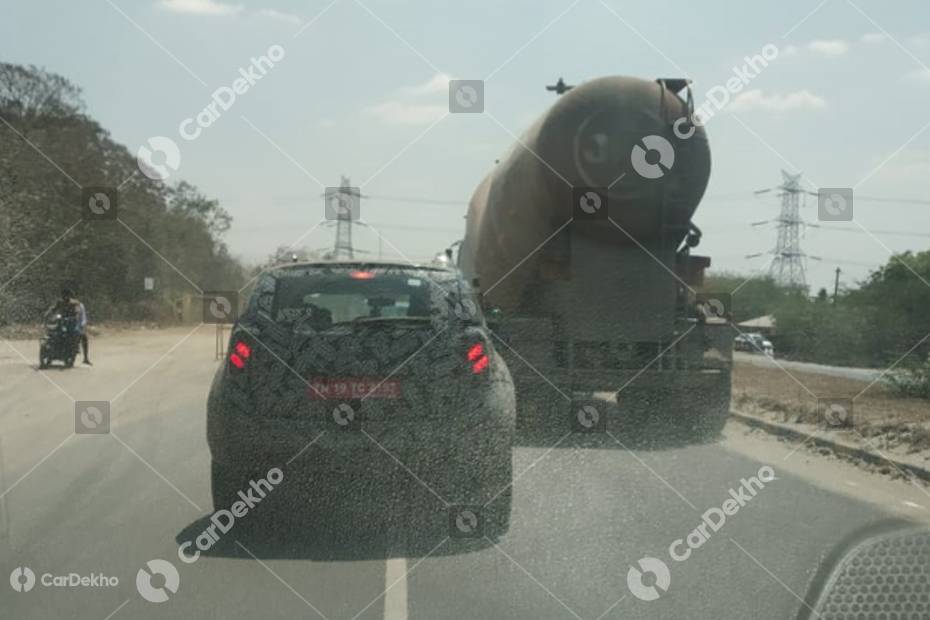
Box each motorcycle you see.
[39,313,80,369]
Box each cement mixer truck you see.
[455,76,733,438]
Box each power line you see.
[713,188,930,207]
[366,194,467,206]
[363,222,462,234]
[818,256,879,268]
[703,192,768,201]
[276,189,930,208]
[854,195,930,206]
[272,194,468,207]
[813,224,930,238]
[746,220,930,238]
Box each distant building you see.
[737,314,776,336]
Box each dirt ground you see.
[733,358,930,457]
[0,320,177,340]
[6,320,930,458]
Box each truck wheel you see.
[620,371,731,444]
[693,370,732,441]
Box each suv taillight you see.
[229,339,252,371]
[467,342,490,374]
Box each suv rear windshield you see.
[262,266,473,327]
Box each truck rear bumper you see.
[515,368,731,436]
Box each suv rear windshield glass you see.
[271,268,457,326]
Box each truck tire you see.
[691,370,731,441]
[616,369,731,444]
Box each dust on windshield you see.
[3,1,930,619]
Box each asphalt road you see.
[733,351,883,383]
[2,327,928,619]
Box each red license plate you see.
[307,377,402,400]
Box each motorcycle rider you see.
[47,288,80,322]
[47,289,91,365]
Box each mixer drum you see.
[460,75,710,312]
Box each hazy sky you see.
[4,0,930,292]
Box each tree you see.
[0,63,244,324]
[705,255,930,369]
[701,272,788,323]
[0,63,84,125]
[770,250,930,366]
[166,181,232,237]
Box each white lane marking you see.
[383,557,408,620]
[903,500,925,510]
[844,480,859,487]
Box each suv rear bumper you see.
[207,372,516,472]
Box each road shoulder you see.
[721,419,930,524]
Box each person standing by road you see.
[76,297,91,365]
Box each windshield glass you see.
[273,271,439,324]
[5,2,930,619]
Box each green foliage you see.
[884,357,930,399]
[706,249,930,377]
[848,251,930,362]
[701,272,787,323]
[769,290,872,366]
[0,63,244,324]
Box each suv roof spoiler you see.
[272,260,455,273]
